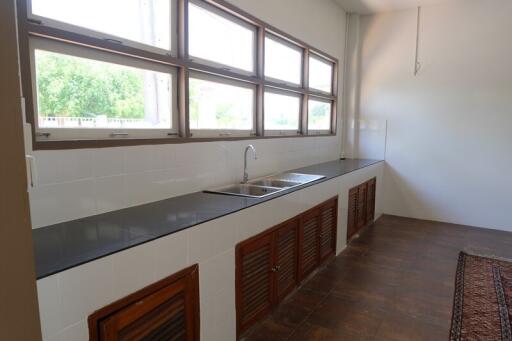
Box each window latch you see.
[110,133,129,137]
[27,18,42,25]
[36,132,51,138]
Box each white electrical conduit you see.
[340,12,351,159]
[414,6,422,76]
[26,155,38,190]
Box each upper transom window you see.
[188,2,255,73]
[30,0,174,52]
[309,55,333,94]
[265,35,302,86]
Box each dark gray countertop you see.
[33,158,382,279]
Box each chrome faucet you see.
[243,145,258,183]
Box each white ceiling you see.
[334,0,452,14]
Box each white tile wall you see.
[37,274,63,340]
[36,162,384,341]
[29,137,341,228]
[58,257,114,328]
[111,242,157,300]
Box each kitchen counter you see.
[33,158,382,279]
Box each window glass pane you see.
[189,78,254,130]
[264,92,300,131]
[265,37,302,85]
[189,3,254,72]
[309,56,333,93]
[308,100,331,131]
[31,0,171,50]
[35,50,172,129]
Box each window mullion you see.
[178,0,190,137]
[179,67,190,137]
[331,60,339,135]
[256,27,265,136]
[178,0,189,59]
[301,49,310,135]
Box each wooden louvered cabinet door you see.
[89,265,199,341]
[236,196,339,337]
[366,178,376,224]
[357,183,368,230]
[347,178,378,242]
[274,220,299,302]
[319,198,337,262]
[236,233,274,334]
[299,208,321,280]
[347,186,359,240]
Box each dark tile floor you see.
[243,215,512,341]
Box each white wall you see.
[351,0,512,230]
[27,0,347,229]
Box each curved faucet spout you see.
[243,145,258,183]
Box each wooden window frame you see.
[17,0,339,150]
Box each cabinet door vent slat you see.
[118,294,186,341]
[242,271,270,296]
[141,313,185,341]
[242,249,270,268]
[347,178,376,241]
[347,187,359,239]
[243,283,270,308]
[242,258,270,282]
[243,286,271,320]
[239,239,273,328]
[276,226,297,298]
[320,206,335,258]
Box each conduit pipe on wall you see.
[342,13,361,158]
[340,11,351,159]
[414,6,422,76]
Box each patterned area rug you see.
[450,252,512,341]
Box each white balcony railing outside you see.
[39,116,166,129]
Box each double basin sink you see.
[205,173,326,199]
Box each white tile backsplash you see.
[30,137,340,228]
[92,147,125,177]
[55,149,94,183]
[94,175,126,214]
[124,146,153,174]
[30,180,96,228]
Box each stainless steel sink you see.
[204,184,283,198]
[204,172,326,199]
[265,173,326,184]
[248,179,302,188]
